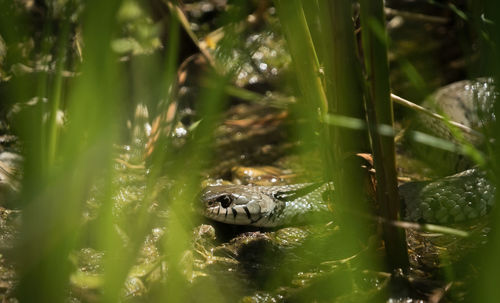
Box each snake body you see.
[200,79,497,227]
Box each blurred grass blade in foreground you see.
[14,1,123,302]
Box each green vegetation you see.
[0,0,499,302]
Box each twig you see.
[379,217,470,238]
[165,1,216,68]
[385,7,449,24]
[428,282,453,303]
[114,158,145,170]
[390,93,483,138]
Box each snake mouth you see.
[204,204,262,225]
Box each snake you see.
[200,79,497,227]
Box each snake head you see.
[199,185,277,226]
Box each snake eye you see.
[216,195,233,208]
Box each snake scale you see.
[200,79,497,227]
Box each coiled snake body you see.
[200,79,497,227]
